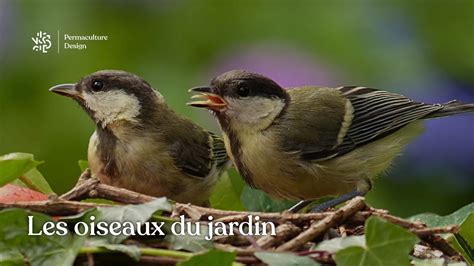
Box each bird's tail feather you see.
[426,100,474,119]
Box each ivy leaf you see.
[255,252,321,266]
[178,249,236,266]
[409,203,474,227]
[64,198,172,244]
[0,153,42,187]
[85,239,141,261]
[210,172,245,211]
[95,197,171,243]
[241,186,296,212]
[0,208,85,266]
[164,222,213,252]
[314,235,365,253]
[335,217,419,266]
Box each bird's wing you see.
[277,87,348,160]
[169,126,228,179]
[279,86,443,161]
[208,131,230,169]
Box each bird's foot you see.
[287,200,312,213]
[310,189,364,212]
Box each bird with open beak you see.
[50,70,230,206]
[188,70,474,212]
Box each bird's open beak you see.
[49,83,83,100]
[187,86,227,111]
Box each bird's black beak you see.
[49,83,83,100]
[189,86,212,93]
[187,86,227,111]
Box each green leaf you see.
[410,203,474,263]
[21,168,54,194]
[460,214,474,244]
[458,213,474,252]
[314,235,365,253]
[59,208,99,223]
[95,198,171,243]
[409,203,474,227]
[335,217,419,266]
[85,239,141,261]
[164,222,213,252]
[241,186,296,212]
[178,249,236,266]
[0,208,85,266]
[0,250,25,266]
[227,169,245,194]
[255,252,321,266]
[210,172,245,211]
[62,198,172,244]
[411,258,445,266]
[411,258,468,266]
[448,213,474,264]
[0,153,42,187]
[78,160,89,172]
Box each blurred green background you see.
[1,0,473,217]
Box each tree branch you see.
[276,197,367,251]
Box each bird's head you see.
[50,70,163,128]
[188,70,289,132]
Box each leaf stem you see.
[152,214,177,223]
[79,246,193,259]
[18,175,43,193]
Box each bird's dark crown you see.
[209,70,288,101]
[77,70,155,100]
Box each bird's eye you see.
[91,80,104,92]
[236,86,250,97]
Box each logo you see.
[32,31,52,53]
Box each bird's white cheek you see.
[83,90,141,127]
[226,97,285,131]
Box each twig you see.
[60,176,156,205]
[140,256,179,265]
[412,225,459,237]
[213,211,331,224]
[0,199,111,216]
[370,208,426,229]
[61,177,333,221]
[256,223,302,249]
[77,168,92,184]
[422,235,463,258]
[86,253,94,266]
[59,177,99,201]
[235,256,260,264]
[276,197,367,251]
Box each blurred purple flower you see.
[404,79,474,178]
[209,43,340,87]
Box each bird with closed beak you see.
[188,70,474,212]
[50,70,230,206]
